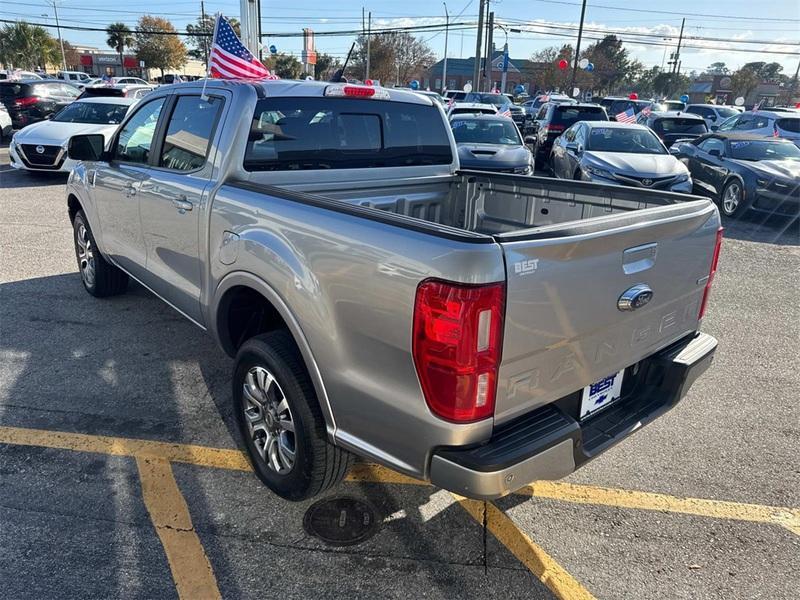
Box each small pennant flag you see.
[210,15,278,80]
[615,107,637,123]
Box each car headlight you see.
[674,173,690,184]
[513,165,532,175]
[583,165,614,180]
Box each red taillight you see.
[343,85,375,97]
[412,280,505,423]
[14,96,39,107]
[698,227,724,320]
[545,124,565,134]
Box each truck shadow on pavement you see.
[0,272,550,599]
[720,210,799,246]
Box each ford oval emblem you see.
[36,145,45,154]
[618,284,654,311]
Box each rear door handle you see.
[172,196,193,213]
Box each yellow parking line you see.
[2,425,798,535]
[137,457,222,600]
[0,425,251,471]
[518,481,800,536]
[454,495,596,600]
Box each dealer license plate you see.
[580,369,625,420]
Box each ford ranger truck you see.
[64,80,721,501]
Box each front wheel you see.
[233,331,353,501]
[72,211,128,297]
[720,180,746,217]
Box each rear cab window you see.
[653,119,708,134]
[244,97,453,171]
[159,95,224,171]
[776,118,800,133]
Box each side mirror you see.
[524,136,536,145]
[68,134,106,162]
[566,142,582,154]
[708,148,722,158]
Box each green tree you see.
[583,35,631,94]
[186,15,240,62]
[731,67,761,99]
[706,62,729,75]
[740,61,783,82]
[0,22,59,70]
[106,23,134,75]
[134,16,186,78]
[314,52,341,80]
[264,53,302,79]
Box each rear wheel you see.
[720,180,746,217]
[72,211,128,297]
[233,331,353,501]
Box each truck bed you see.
[278,170,699,239]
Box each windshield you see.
[665,101,685,110]
[0,83,27,97]
[553,106,607,126]
[52,102,129,124]
[586,127,666,154]
[728,140,800,161]
[464,93,509,107]
[653,118,708,134]
[715,107,738,118]
[451,119,521,145]
[244,97,453,171]
[776,118,800,133]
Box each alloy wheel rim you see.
[76,224,96,287]
[723,183,740,215]
[243,366,296,474]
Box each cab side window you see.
[114,98,166,165]
[159,95,223,171]
[698,138,725,155]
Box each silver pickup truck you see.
[65,80,722,501]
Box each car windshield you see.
[464,93,509,107]
[715,107,738,118]
[653,118,708,134]
[776,118,800,133]
[587,127,666,154]
[728,140,800,161]
[451,119,521,145]
[52,102,129,124]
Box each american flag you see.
[210,15,278,80]
[615,107,637,123]
[499,107,512,118]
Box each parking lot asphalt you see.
[1,144,798,600]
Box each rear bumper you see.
[429,331,717,500]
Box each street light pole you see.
[570,0,587,96]
[441,2,449,93]
[496,24,509,93]
[47,1,67,71]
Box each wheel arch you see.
[211,271,337,438]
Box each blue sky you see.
[4,0,799,74]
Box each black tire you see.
[233,330,353,501]
[72,210,128,297]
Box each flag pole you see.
[200,13,221,101]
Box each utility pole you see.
[201,1,209,68]
[441,2,449,93]
[669,18,685,95]
[484,11,494,91]
[47,1,67,72]
[570,0,587,96]
[366,11,371,81]
[472,0,485,92]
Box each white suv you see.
[716,109,800,146]
[684,104,741,131]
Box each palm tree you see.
[106,23,134,75]
[0,22,60,69]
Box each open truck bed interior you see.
[280,171,707,238]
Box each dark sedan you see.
[0,79,80,128]
[451,114,534,174]
[670,133,800,217]
[637,111,709,148]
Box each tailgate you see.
[494,199,719,425]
